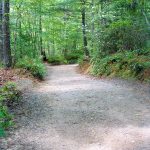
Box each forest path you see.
[2,65,150,150]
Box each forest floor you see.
[1,64,150,150]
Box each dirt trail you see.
[1,65,150,150]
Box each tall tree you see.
[81,0,89,57]
[0,0,11,67]
[39,1,46,61]
[0,0,3,63]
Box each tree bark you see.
[91,0,95,51]
[81,0,89,57]
[2,0,11,67]
[0,0,3,63]
[39,2,46,61]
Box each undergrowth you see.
[48,55,67,65]
[48,51,83,65]
[91,49,150,82]
[65,51,83,64]
[15,57,46,80]
[0,82,20,137]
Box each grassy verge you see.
[91,49,150,82]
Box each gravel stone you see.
[1,65,150,150]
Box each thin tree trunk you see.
[13,2,23,61]
[39,2,46,61]
[81,0,89,57]
[2,0,11,67]
[91,0,95,51]
[52,25,55,56]
[0,0,3,63]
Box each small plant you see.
[65,51,83,64]
[0,82,20,137]
[48,55,67,65]
[0,62,4,68]
[15,57,46,79]
[0,82,20,105]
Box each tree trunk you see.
[81,0,89,57]
[0,0,3,63]
[2,0,11,67]
[91,0,95,52]
[39,2,46,61]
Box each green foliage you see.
[1,82,20,105]
[91,49,150,81]
[0,105,13,132]
[10,0,83,63]
[15,57,46,79]
[78,56,85,65]
[0,62,4,68]
[48,55,67,65]
[8,0,150,82]
[0,82,20,137]
[65,50,83,64]
[48,51,83,65]
[100,20,147,54]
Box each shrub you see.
[16,57,46,79]
[48,55,67,65]
[1,82,20,106]
[65,50,83,64]
[91,49,150,81]
[78,56,85,66]
[0,62,3,68]
[0,82,20,137]
[65,54,78,64]
[100,20,147,55]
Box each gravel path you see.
[1,65,150,150]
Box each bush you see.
[1,82,20,106]
[65,50,83,64]
[100,20,147,55]
[0,82,20,137]
[91,49,150,81]
[48,55,67,65]
[65,54,78,64]
[16,57,46,79]
[0,62,3,68]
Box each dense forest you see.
[0,0,150,80]
[0,0,150,137]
